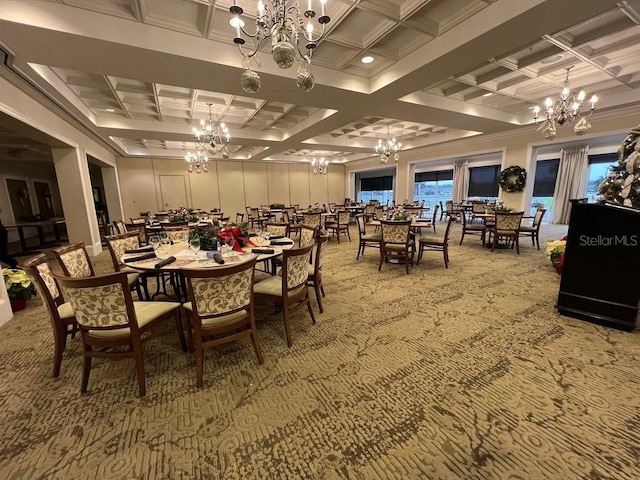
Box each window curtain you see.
[551,146,589,224]
[453,160,469,203]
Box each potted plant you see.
[2,268,37,312]
[545,237,567,274]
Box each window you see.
[468,165,499,199]
[357,175,394,204]
[414,170,453,210]
[586,153,617,203]
[530,159,559,216]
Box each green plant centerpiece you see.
[305,204,324,213]
[498,165,527,193]
[269,203,286,209]
[188,225,219,251]
[3,268,37,302]
[169,206,194,223]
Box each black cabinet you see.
[556,202,640,330]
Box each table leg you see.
[16,227,27,253]
[37,226,46,246]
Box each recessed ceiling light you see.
[105,108,115,112]
[361,56,374,64]
[229,17,245,28]
[482,92,493,97]
[541,54,564,65]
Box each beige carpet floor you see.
[1,221,640,479]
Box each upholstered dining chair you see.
[459,211,487,246]
[298,224,316,248]
[308,234,328,313]
[54,271,184,396]
[326,210,351,244]
[518,208,546,250]
[246,207,267,229]
[23,254,78,377]
[125,222,148,245]
[355,214,381,260]
[265,222,290,237]
[104,232,152,300]
[161,225,191,244]
[302,212,322,234]
[379,220,413,274]
[416,216,455,268]
[490,211,525,254]
[254,244,316,347]
[113,220,127,235]
[53,242,95,278]
[182,258,262,388]
[282,209,302,238]
[236,212,245,224]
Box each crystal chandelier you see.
[375,127,401,163]
[533,67,598,140]
[230,0,330,93]
[311,155,328,175]
[185,145,209,174]
[193,103,230,159]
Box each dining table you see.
[122,237,295,301]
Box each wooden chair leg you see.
[282,309,293,347]
[515,236,520,254]
[306,298,317,324]
[314,283,324,313]
[195,341,204,388]
[81,346,92,393]
[250,331,264,364]
[52,327,67,377]
[133,345,146,397]
[378,249,385,271]
[444,246,449,268]
[175,311,187,352]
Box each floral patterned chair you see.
[325,211,351,244]
[54,271,185,396]
[416,216,456,268]
[52,242,95,278]
[104,232,153,300]
[298,225,316,248]
[355,214,381,260]
[265,222,290,237]
[254,245,316,347]
[308,234,328,313]
[182,258,261,388]
[518,208,546,250]
[379,220,414,274]
[23,254,78,377]
[489,211,525,254]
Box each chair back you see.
[495,211,524,231]
[265,222,289,237]
[374,206,385,220]
[314,235,328,273]
[105,232,141,271]
[53,242,95,278]
[442,216,456,244]
[302,212,322,229]
[236,213,245,224]
[445,201,454,213]
[282,245,314,295]
[381,220,411,245]
[125,222,147,244]
[23,254,65,314]
[472,202,485,214]
[113,220,127,234]
[337,211,350,226]
[162,226,191,243]
[55,272,135,332]
[183,259,257,322]
[431,204,440,224]
[247,207,260,219]
[355,214,367,237]
[365,204,375,216]
[533,208,546,227]
[405,207,422,219]
[299,225,316,247]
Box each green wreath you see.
[498,165,527,193]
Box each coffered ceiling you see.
[0,0,639,165]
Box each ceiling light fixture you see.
[311,155,328,175]
[185,144,209,174]
[105,108,115,112]
[533,66,597,139]
[375,127,401,163]
[361,56,374,64]
[192,103,230,159]
[230,0,331,93]
[482,92,493,97]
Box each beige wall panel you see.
[217,161,246,220]
[159,175,188,210]
[267,163,291,205]
[243,162,269,208]
[117,157,157,220]
[288,163,310,208]
[328,165,346,203]
[309,168,329,206]
[152,159,191,209]
[188,165,221,212]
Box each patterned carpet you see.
[1,221,640,479]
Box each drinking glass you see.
[189,237,201,259]
[157,238,171,259]
[221,237,234,256]
[159,231,169,242]
[149,235,160,251]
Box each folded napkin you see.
[252,248,275,254]
[125,246,154,254]
[126,252,156,262]
[269,235,285,240]
[270,240,293,246]
[155,256,176,269]
[212,253,225,265]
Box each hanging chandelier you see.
[533,67,598,140]
[229,0,330,93]
[193,103,230,158]
[185,145,209,174]
[311,155,328,175]
[375,127,401,163]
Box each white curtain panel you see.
[551,146,589,224]
[453,160,469,203]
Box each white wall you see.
[117,157,346,220]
